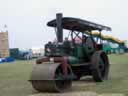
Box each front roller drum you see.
[30,63,72,92]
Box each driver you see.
[63,37,71,55]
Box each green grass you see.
[0,60,34,96]
[109,54,128,65]
[0,54,128,96]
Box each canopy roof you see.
[47,17,112,32]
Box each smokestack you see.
[56,13,63,42]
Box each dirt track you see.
[28,80,125,96]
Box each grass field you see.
[0,54,128,96]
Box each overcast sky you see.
[0,0,127,48]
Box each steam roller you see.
[29,13,112,92]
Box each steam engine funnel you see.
[56,13,63,42]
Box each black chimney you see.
[56,13,63,42]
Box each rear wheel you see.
[91,51,109,82]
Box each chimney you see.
[56,13,63,42]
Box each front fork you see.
[61,57,68,75]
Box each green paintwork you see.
[71,45,84,58]
[67,56,79,64]
[103,44,111,53]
